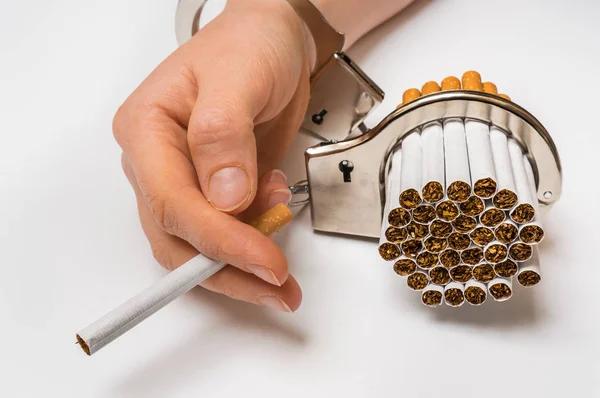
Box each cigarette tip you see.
[441,76,461,91]
[462,70,483,91]
[76,334,91,356]
[482,82,498,94]
[421,81,441,95]
[400,88,421,106]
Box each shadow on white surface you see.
[112,287,307,397]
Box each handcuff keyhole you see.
[312,109,328,125]
[339,160,354,183]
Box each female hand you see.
[113,0,313,312]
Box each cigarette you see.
[379,242,401,261]
[424,236,448,253]
[380,149,403,246]
[508,139,535,224]
[488,278,513,302]
[473,263,496,283]
[385,226,409,244]
[416,251,440,269]
[422,80,441,95]
[429,266,451,285]
[459,196,485,217]
[517,247,542,287]
[394,257,418,277]
[461,246,484,265]
[399,131,423,209]
[494,259,518,278]
[519,156,545,244]
[430,220,453,238]
[519,223,545,244]
[406,221,429,240]
[462,71,483,91]
[422,284,444,307]
[443,118,472,202]
[444,282,465,307]
[482,82,498,94]
[441,76,461,91]
[469,226,495,247]
[450,264,473,283]
[407,271,430,291]
[402,239,423,258]
[452,215,477,233]
[509,242,533,262]
[420,121,445,204]
[401,88,421,106]
[483,242,508,264]
[76,203,293,356]
[388,207,412,228]
[439,249,461,268]
[494,221,519,244]
[490,127,519,210]
[464,280,487,306]
[480,205,506,228]
[447,232,472,251]
[412,204,437,224]
[465,120,497,198]
[436,200,460,222]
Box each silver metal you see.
[289,180,310,207]
[304,91,562,238]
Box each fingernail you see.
[267,188,292,209]
[257,295,293,312]
[267,169,288,184]
[208,166,251,211]
[247,264,281,286]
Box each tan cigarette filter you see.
[482,82,498,94]
[422,81,441,95]
[441,76,461,91]
[462,71,483,91]
[401,88,421,105]
[249,203,294,235]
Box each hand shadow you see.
[112,287,307,397]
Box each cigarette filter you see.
[436,200,460,222]
[517,247,542,287]
[465,120,497,198]
[473,263,496,283]
[494,221,519,244]
[488,278,513,302]
[443,118,472,202]
[76,203,292,356]
[464,280,487,306]
[508,139,535,224]
[378,242,401,261]
[447,232,472,251]
[470,226,495,247]
[422,284,444,307]
[412,204,437,224]
[444,282,465,307]
[420,121,445,203]
[407,271,430,291]
[483,242,508,264]
[394,257,418,277]
[461,247,484,266]
[452,215,477,233]
[430,220,453,238]
[429,266,451,285]
[450,265,473,283]
[424,236,448,253]
[509,242,533,262]
[416,251,439,269]
[399,132,423,209]
[439,249,461,268]
[385,226,408,243]
[490,127,519,210]
[406,221,429,240]
[494,259,518,278]
[402,239,423,258]
[459,196,485,217]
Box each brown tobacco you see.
[450,265,473,283]
[518,270,541,287]
[519,224,545,244]
[422,181,444,203]
[407,272,429,290]
[465,286,486,305]
[388,207,411,227]
[447,181,471,202]
[484,244,508,264]
[461,247,484,265]
[394,258,417,276]
[413,204,437,224]
[400,189,422,209]
[436,200,460,221]
[378,242,400,261]
[439,249,461,268]
[494,259,518,277]
[402,239,423,257]
[429,266,451,285]
[452,215,477,233]
[422,290,443,306]
[444,287,465,306]
[448,232,471,251]
[511,203,535,224]
[493,189,518,209]
[489,283,512,301]
[385,227,408,243]
[509,242,533,262]
[473,263,495,283]
[495,222,519,244]
[470,227,495,246]
[430,220,453,238]
[474,178,497,198]
[480,208,506,227]
[424,237,448,253]
[407,222,429,240]
[460,196,485,216]
[416,251,439,269]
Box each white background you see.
[1,0,599,397]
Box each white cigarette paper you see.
[421,121,445,202]
[77,255,225,355]
[380,149,402,246]
[520,155,545,243]
[443,118,472,201]
[465,120,497,197]
[488,278,513,302]
[422,284,445,307]
[517,246,542,287]
[508,139,535,223]
[399,131,422,207]
[444,282,465,307]
[490,127,518,208]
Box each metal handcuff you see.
[174,0,562,239]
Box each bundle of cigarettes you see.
[378,71,545,307]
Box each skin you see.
[113,0,415,312]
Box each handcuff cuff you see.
[174,0,562,240]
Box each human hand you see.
[113,0,313,312]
